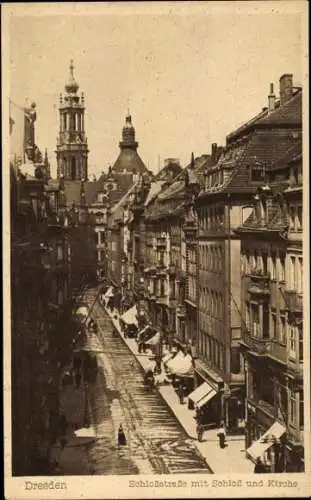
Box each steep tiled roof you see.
[201,129,301,197]
[257,90,302,126]
[271,139,302,170]
[144,181,166,207]
[226,89,301,144]
[109,183,137,225]
[227,130,299,193]
[157,180,185,201]
[146,154,212,220]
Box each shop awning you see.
[246,421,286,460]
[196,386,217,409]
[145,331,161,346]
[188,381,217,408]
[120,305,138,326]
[173,354,194,378]
[166,351,184,371]
[163,352,175,366]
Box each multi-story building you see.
[236,90,303,470]
[10,101,75,475]
[194,74,302,433]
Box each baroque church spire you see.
[56,60,89,181]
[119,111,138,151]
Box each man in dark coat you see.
[254,457,267,473]
[118,424,127,446]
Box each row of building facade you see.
[104,74,304,471]
[9,64,304,473]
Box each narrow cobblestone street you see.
[59,288,211,475]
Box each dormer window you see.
[219,169,224,185]
[251,167,265,182]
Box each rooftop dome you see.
[65,60,79,94]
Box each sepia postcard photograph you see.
[2,1,310,498]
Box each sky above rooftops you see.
[7,2,305,179]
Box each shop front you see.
[246,419,287,472]
[189,359,224,428]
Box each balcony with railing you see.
[284,290,303,312]
[248,269,271,295]
[241,329,271,355]
[241,329,287,364]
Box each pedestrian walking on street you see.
[117,424,127,447]
[254,457,267,473]
[217,420,227,449]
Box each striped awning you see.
[145,331,161,346]
[246,421,286,460]
[188,381,217,408]
[120,305,138,326]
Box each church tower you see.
[56,60,89,181]
[119,113,138,151]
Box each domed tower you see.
[56,60,89,181]
[119,113,138,151]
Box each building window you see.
[245,302,250,329]
[251,168,265,182]
[289,390,297,426]
[271,310,277,339]
[278,254,286,282]
[299,390,304,428]
[57,243,64,261]
[279,314,286,344]
[297,206,302,230]
[297,257,303,293]
[270,252,277,280]
[111,241,117,252]
[57,287,64,306]
[289,256,296,289]
[262,253,268,274]
[289,206,296,230]
[231,347,241,374]
[251,303,260,337]
[298,325,303,362]
[289,325,296,358]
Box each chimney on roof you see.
[279,74,293,105]
[211,143,218,164]
[268,83,276,113]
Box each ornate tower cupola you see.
[119,112,138,151]
[56,60,89,181]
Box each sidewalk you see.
[103,306,254,474]
[50,367,98,475]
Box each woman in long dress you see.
[118,424,127,446]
